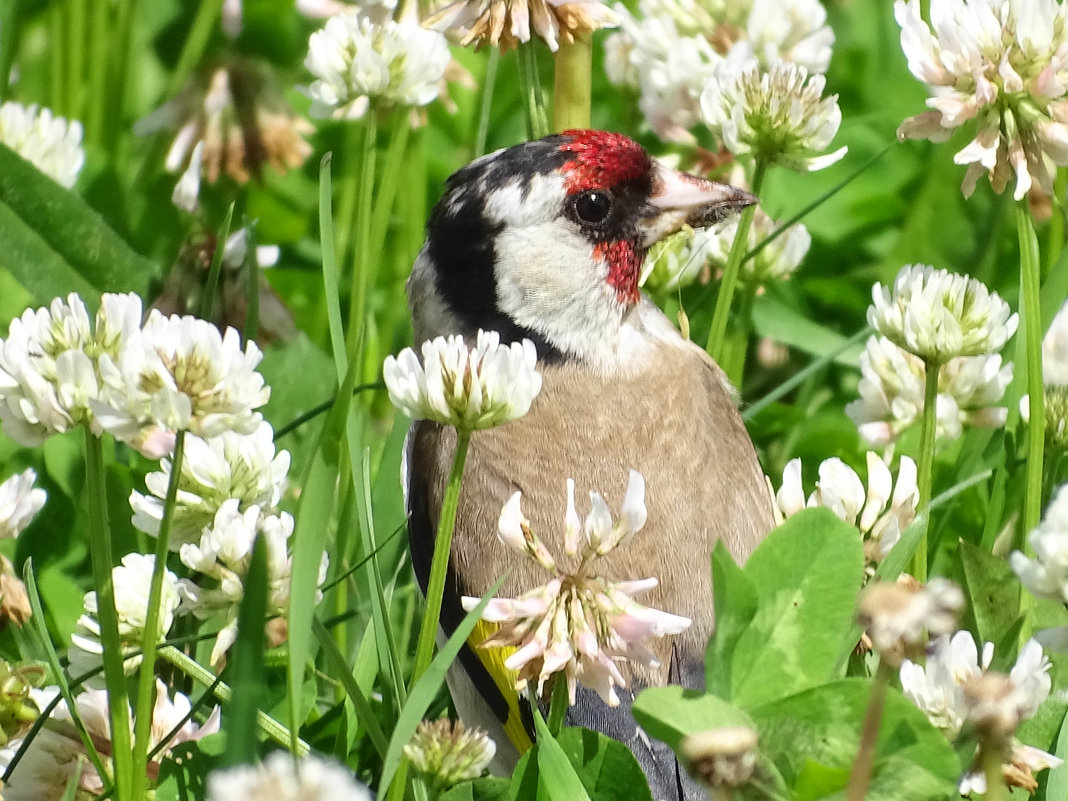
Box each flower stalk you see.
[84,430,135,801]
[346,112,378,359]
[131,429,186,800]
[1018,202,1045,536]
[553,33,592,131]
[911,360,941,582]
[846,659,894,801]
[411,428,473,686]
[707,161,767,364]
[517,41,549,139]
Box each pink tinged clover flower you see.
[895,0,1068,200]
[462,470,690,707]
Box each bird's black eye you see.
[573,190,613,224]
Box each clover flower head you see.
[206,751,371,801]
[895,0,1068,200]
[427,0,618,52]
[847,335,1012,446]
[0,470,46,540]
[900,630,990,738]
[0,101,85,188]
[69,553,181,683]
[963,639,1052,744]
[0,292,145,447]
[304,10,451,119]
[92,311,270,458]
[1011,483,1068,602]
[680,726,759,792]
[0,682,218,801]
[604,0,833,142]
[463,471,690,707]
[404,718,496,791]
[710,208,811,287]
[858,577,964,666]
[700,59,846,171]
[130,421,290,548]
[868,264,1018,364]
[772,452,918,571]
[383,329,542,431]
[178,499,327,668]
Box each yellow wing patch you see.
[469,619,534,753]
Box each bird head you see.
[407,130,755,368]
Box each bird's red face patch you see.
[594,240,641,306]
[558,130,652,195]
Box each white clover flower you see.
[130,422,290,548]
[304,11,450,119]
[206,751,370,801]
[959,743,1063,796]
[0,101,85,188]
[1042,300,1068,385]
[902,632,1058,794]
[92,311,270,458]
[707,208,811,287]
[858,577,964,666]
[0,682,219,801]
[604,0,832,142]
[383,329,542,431]
[700,59,846,171]
[847,335,1012,446]
[868,264,1018,365]
[178,499,327,668]
[771,452,918,570]
[0,292,144,447]
[895,0,1068,200]
[404,719,496,791]
[463,471,690,707]
[68,553,181,684]
[1011,483,1068,602]
[0,469,46,539]
[427,0,618,52]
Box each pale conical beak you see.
[640,161,758,247]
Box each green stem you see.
[546,675,568,737]
[705,161,767,362]
[68,0,86,120]
[553,33,592,131]
[158,645,310,754]
[346,113,378,360]
[846,659,893,801]
[1048,169,1067,276]
[721,286,754,388]
[131,430,186,800]
[367,112,411,303]
[981,743,1007,801]
[517,42,549,139]
[475,49,500,157]
[167,0,225,97]
[911,360,941,582]
[86,0,108,147]
[1018,202,1045,536]
[84,431,134,801]
[411,428,473,686]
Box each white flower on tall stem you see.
[129,422,290,548]
[463,471,690,707]
[0,292,144,447]
[0,469,46,539]
[304,10,451,119]
[0,682,219,801]
[700,59,846,171]
[895,0,1068,200]
[771,452,918,570]
[427,0,618,52]
[868,264,1018,365]
[708,208,811,288]
[206,751,371,801]
[92,311,270,459]
[0,101,85,188]
[68,554,181,684]
[847,335,1013,447]
[384,329,542,431]
[178,499,327,668]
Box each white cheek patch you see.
[482,173,569,228]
